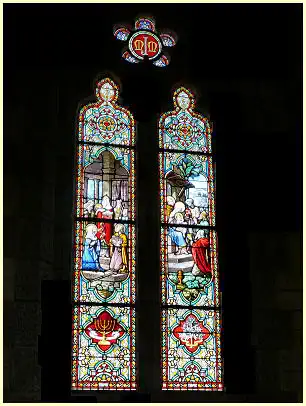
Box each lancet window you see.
[159,87,223,391]
[71,78,137,391]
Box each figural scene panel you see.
[159,152,215,227]
[72,305,136,391]
[73,222,136,304]
[161,228,220,307]
[75,144,135,221]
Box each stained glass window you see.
[72,78,137,391]
[159,87,223,391]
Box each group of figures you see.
[165,196,213,304]
[167,196,211,276]
[82,195,128,275]
[84,195,129,221]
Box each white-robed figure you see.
[82,223,103,271]
[84,200,95,218]
[100,195,114,246]
[168,202,188,255]
[114,199,123,220]
[185,198,200,251]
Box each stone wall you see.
[4,84,57,401]
[249,232,302,401]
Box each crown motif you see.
[147,41,158,53]
[113,16,177,67]
[134,39,144,51]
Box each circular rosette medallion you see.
[176,122,195,147]
[129,31,162,60]
[98,115,117,139]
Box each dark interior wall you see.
[249,232,302,399]
[4,3,302,402]
[4,79,58,400]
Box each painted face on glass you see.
[176,91,190,110]
[100,82,116,102]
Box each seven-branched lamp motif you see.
[85,311,125,351]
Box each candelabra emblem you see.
[94,318,116,346]
[85,311,124,350]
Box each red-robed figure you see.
[191,234,211,274]
[95,195,114,245]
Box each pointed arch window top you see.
[174,87,196,111]
[79,77,135,147]
[160,86,212,153]
[96,78,119,103]
[113,16,176,67]
[72,75,137,390]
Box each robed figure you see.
[82,224,103,271]
[95,196,114,257]
[191,230,211,276]
[109,223,128,273]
